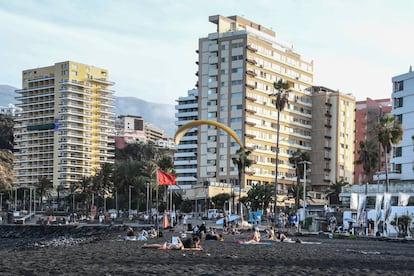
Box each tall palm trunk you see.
[274,110,280,216]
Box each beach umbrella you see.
[162,211,169,229]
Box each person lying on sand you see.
[142,236,203,250]
[274,230,302,243]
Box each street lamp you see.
[129,185,134,219]
[299,161,311,223]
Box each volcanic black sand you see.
[0,225,413,275]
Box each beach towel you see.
[236,240,272,245]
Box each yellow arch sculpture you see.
[174,120,243,147]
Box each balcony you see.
[325,101,332,107]
[324,156,331,161]
[246,58,257,65]
[245,108,256,114]
[245,121,256,127]
[246,70,257,77]
[245,95,256,101]
[90,77,115,86]
[325,112,332,117]
[324,168,331,172]
[246,45,258,52]
[245,83,256,90]
[245,133,256,139]
[324,123,332,128]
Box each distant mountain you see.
[0,85,176,138]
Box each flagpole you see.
[156,170,159,214]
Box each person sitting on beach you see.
[181,236,203,250]
[246,227,261,243]
[198,222,207,238]
[266,226,276,240]
[148,227,158,239]
[126,227,135,237]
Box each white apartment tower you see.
[390,68,414,182]
[14,61,115,190]
[174,89,199,186]
[196,15,313,195]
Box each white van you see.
[207,209,218,220]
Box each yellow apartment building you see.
[13,61,115,190]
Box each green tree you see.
[288,149,310,211]
[377,115,403,192]
[271,79,290,215]
[287,183,312,211]
[92,163,114,209]
[356,140,379,192]
[0,114,14,151]
[327,179,348,205]
[211,193,230,211]
[246,183,274,214]
[390,213,412,237]
[37,176,53,210]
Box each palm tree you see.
[327,179,348,206]
[231,147,252,216]
[377,115,403,192]
[37,176,53,210]
[287,183,312,212]
[271,79,290,215]
[92,163,114,210]
[288,149,310,211]
[356,140,379,193]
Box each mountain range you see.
[0,84,176,137]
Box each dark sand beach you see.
[0,225,413,275]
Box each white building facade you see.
[391,69,414,183]
[174,89,198,186]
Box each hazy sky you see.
[1,0,413,104]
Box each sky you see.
[1,0,413,105]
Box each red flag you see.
[157,169,176,185]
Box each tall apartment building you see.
[309,86,355,191]
[390,68,414,182]
[14,61,115,190]
[174,89,199,186]
[354,98,391,184]
[196,15,313,197]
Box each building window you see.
[393,81,404,92]
[393,146,402,158]
[395,114,403,124]
[208,88,217,95]
[394,97,403,108]
[207,112,217,118]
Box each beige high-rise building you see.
[196,15,314,199]
[309,86,355,191]
[14,61,115,190]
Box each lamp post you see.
[129,185,134,219]
[0,192,3,212]
[299,161,311,224]
[146,182,149,214]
